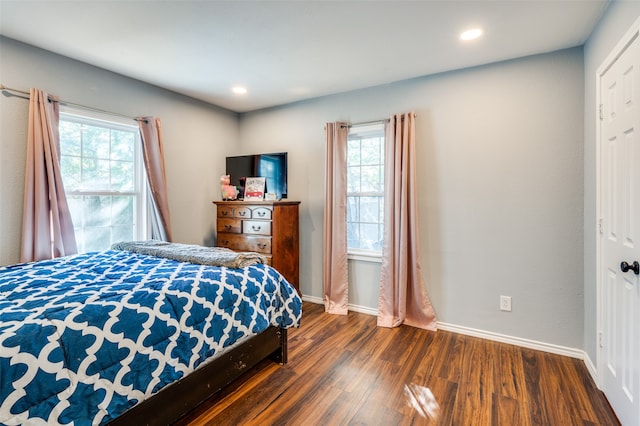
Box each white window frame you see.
[346,122,385,263]
[59,107,149,252]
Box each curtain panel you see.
[323,122,349,315]
[377,113,437,331]
[138,117,173,242]
[20,88,77,262]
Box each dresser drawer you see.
[235,207,251,218]
[217,233,272,254]
[217,205,253,219]
[251,207,272,220]
[217,206,234,218]
[243,220,271,236]
[217,218,241,234]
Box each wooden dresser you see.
[213,200,300,293]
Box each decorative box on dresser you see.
[213,200,300,294]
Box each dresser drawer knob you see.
[221,211,229,216]
[238,211,247,216]
[224,224,232,231]
[221,240,230,245]
[252,225,261,231]
[258,243,267,249]
[257,211,266,217]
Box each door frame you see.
[595,13,640,395]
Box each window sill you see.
[348,250,382,263]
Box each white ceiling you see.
[0,0,609,113]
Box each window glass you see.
[347,123,385,254]
[59,110,147,253]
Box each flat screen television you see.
[225,152,288,199]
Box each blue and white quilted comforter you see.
[0,249,302,425]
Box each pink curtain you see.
[138,117,173,242]
[323,122,349,315]
[377,113,437,330]
[20,89,77,262]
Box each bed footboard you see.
[108,327,287,426]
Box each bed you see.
[0,242,302,425]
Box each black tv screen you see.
[225,152,288,199]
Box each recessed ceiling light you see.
[460,28,483,41]
[232,86,247,94]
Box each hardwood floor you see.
[177,302,619,425]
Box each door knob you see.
[620,261,640,275]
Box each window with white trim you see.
[59,109,149,253]
[347,123,385,258]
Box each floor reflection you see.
[404,383,440,420]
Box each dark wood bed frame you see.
[107,326,287,425]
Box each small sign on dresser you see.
[244,177,265,201]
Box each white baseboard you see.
[436,322,585,360]
[301,295,322,304]
[583,352,599,388]
[301,294,587,361]
[301,295,378,316]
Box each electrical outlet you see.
[500,295,512,312]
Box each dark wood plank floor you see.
[177,302,620,425]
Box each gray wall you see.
[0,35,590,349]
[240,48,585,348]
[583,1,640,365]
[0,36,239,266]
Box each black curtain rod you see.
[0,84,143,122]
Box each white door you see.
[598,24,640,426]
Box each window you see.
[59,109,148,253]
[347,123,385,259]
